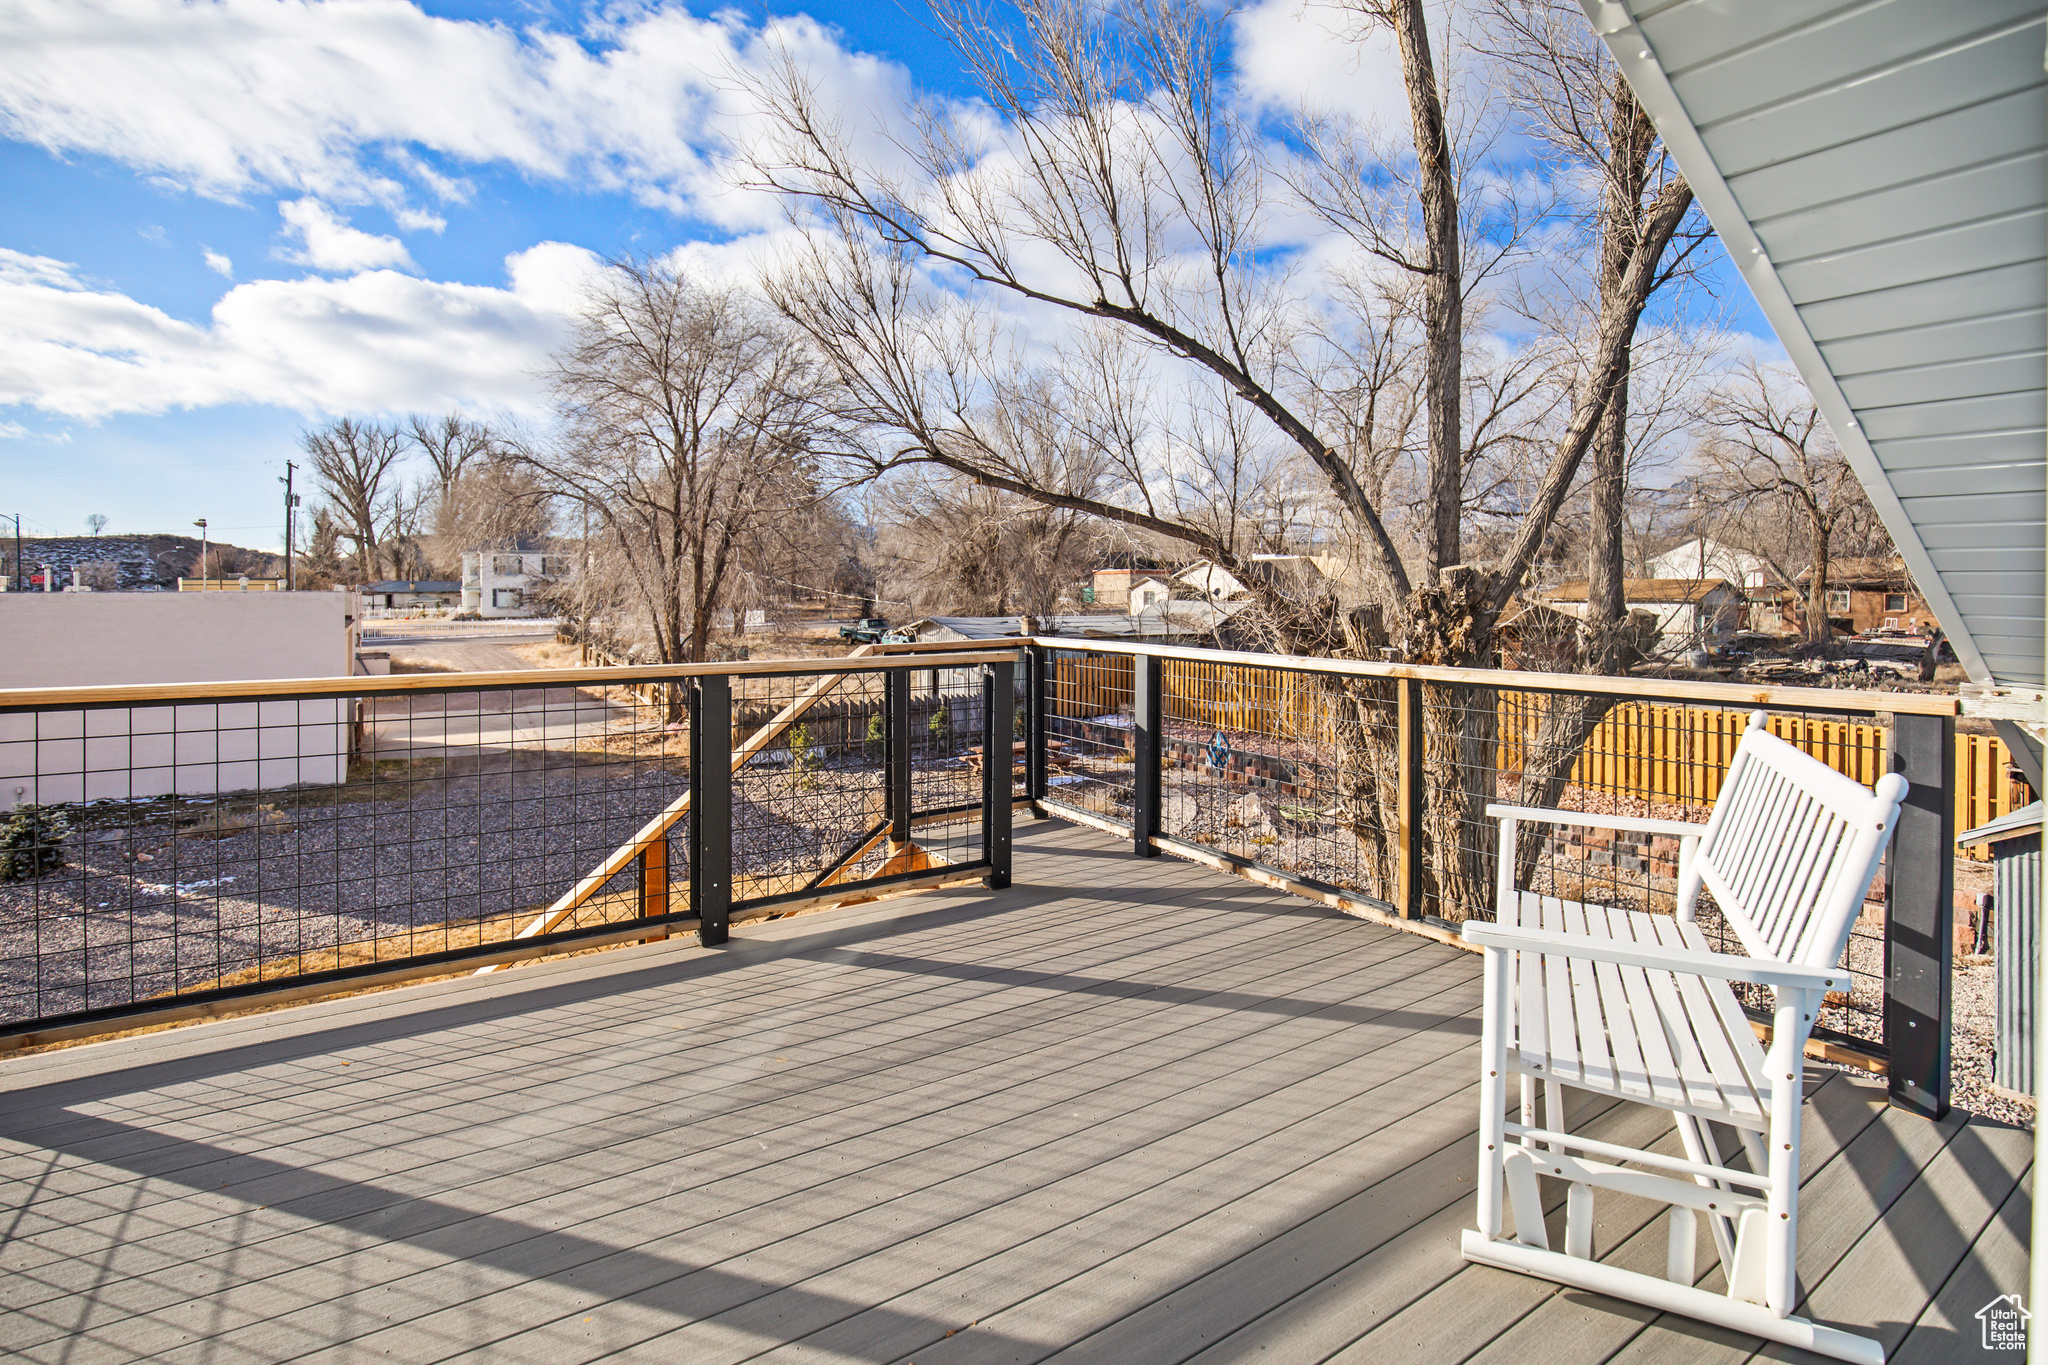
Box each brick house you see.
[1789,556,1932,635]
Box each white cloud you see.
[0,242,603,420]
[0,1,914,230]
[279,198,414,273]
[1233,0,1407,129]
[0,419,29,438]
[393,206,446,234]
[202,248,234,279]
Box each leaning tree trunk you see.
[1326,675,1403,903]
[1406,567,1501,923]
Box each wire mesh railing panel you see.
[725,665,988,909]
[1154,658,1403,908]
[0,651,1011,1035]
[0,674,689,1028]
[1039,649,1138,830]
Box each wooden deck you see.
[0,819,2028,1364]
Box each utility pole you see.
[8,513,17,593]
[280,462,299,591]
[193,518,208,588]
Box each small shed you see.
[1958,801,2041,1097]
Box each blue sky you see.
[0,0,1767,552]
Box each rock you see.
[1160,791,1198,835]
[1225,793,1274,838]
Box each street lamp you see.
[193,518,208,587]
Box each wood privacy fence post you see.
[690,673,732,946]
[983,659,1014,889]
[1132,654,1162,858]
[1399,676,1425,919]
[637,835,669,940]
[1887,711,1953,1118]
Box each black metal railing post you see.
[983,659,1014,888]
[1887,711,1953,1117]
[690,672,732,946]
[1025,645,1048,813]
[886,665,911,849]
[1131,653,1162,858]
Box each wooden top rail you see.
[0,641,1020,711]
[1022,635,1961,717]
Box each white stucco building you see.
[461,551,571,619]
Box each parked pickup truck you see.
[838,617,890,644]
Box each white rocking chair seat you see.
[1467,892,1849,1131]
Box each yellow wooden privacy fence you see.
[1046,655,2030,857]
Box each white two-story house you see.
[460,550,572,619]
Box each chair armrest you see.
[1460,921,1843,991]
[1485,805,1706,842]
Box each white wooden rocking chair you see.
[1461,712,1906,1365]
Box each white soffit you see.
[1581,0,2047,688]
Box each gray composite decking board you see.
[1889,1171,2030,1365]
[0,819,2023,1365]
[934,1091,1637,1365]
[1433,1074,1889,1365]
[4,888,1441,1293]
[8,896,1441,1342]
[664,1004,1498,1365]
[1748,1115,2033,1364]
[0,826,1458,1358]
[242,937,1483,1362]
[4,859,1343,1244]
[1591,1097,1983,1365]
[1161,1095,1675,1365]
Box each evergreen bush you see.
[0,803,68,882]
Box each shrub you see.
[0,804,68,882]
[789,724,821,791]
[864,711,888,764]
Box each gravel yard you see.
[0,749,988,1027]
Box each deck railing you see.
[1019,636,1962,1119]
[0,642,1014,1049]
[0,633,1970,1119]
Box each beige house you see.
[1537,577,1741,648]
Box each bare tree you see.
[521,257,839,686]
[409,413,494,499]
[872,472,1104,617]
[1476,0,1708,869]
[304,417,405,579]
[83,514,108,537]
[749,0,1703,917]
[1696,360,1866,645]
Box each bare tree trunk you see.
[1386,0,1464,579]
[1805,513,1832,644]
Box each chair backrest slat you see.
[1680,712,1908,970]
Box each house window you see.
[1884,593,1907,613]
[540,555,571,577]
[492,588,523,610]
[492,554,525,576]
[1825,588,1851,613]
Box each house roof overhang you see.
[1581,0,2046,688]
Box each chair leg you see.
[1566,1180,1594,1259]
[1504,1149,1549,1250]
[1475,947,1510,1242]
[1666,1205,1697,1284]
[1674,1112,1737,1273]
[1765,996,1809,1318]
